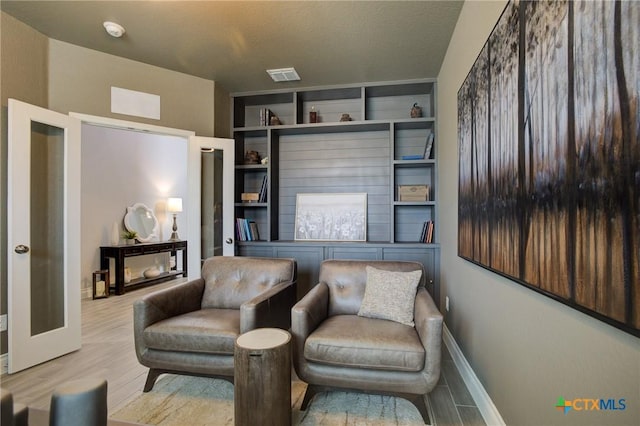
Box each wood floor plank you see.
[0,280,179,413]
[428,385,462,426]
[458,406,486,426]
[443,359,476,406]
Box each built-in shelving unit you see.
[231,79,439,300]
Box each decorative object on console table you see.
[124,203,160,243]
[92,270,109,299]
[122,230,138,245]
[167,197,183,241]
[111,222,120,245]
[143,267,161,278]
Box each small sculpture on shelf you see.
[270,115,281,126]
[410,103,422,118]
[244,150,261,164]
[340,113,352,122]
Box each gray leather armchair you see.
[291,260,443,424]
[134,256,297,392]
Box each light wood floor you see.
[0,279,485,426]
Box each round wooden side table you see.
[234,328,291,426]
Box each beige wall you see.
[214,83,230,138]
[1,14,220,357]
[48,39,216,137]
[0,11,50,355]
[437,1,640,425]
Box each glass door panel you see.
[29,121,65,336]
[201,149,224,259]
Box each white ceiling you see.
[1,1,464,93]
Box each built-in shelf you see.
[231,79,440,299]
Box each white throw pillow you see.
[358,266,422,326]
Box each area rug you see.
[112,374,428,425]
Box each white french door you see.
[7,99,81,373]
[188,136,236,273]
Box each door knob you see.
[14,244,30,254]
[225,238,233,244]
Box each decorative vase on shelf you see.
[111,222,120,245]
[410,102,422,118]
[124,267,132,284]
[143,267,161,278]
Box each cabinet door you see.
[237,245,275,258]
[326,246,382,261]
[274,246,324,300]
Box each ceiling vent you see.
[266,67,300,82]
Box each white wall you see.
[80,124,188,293]
[437,1,640,425]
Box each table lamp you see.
[167,197,183,241]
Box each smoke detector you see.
[103,21,126,38]
[266,68,300,82]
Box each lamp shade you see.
[167,197,183,213]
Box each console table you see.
[100,240,187,295]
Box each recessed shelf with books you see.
[233,129,279,241]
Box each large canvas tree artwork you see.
[458,0,639,336]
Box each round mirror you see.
[123,203,159,243]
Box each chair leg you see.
[143,369,234,392]
[143,369,163,392]
[300,384,325,410]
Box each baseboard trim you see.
[443,325,505,426]
[82,286,93,300]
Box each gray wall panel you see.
[278,130,391,241]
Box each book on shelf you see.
[420,220,434,243]
[424,132,434,159]
[259,108,273,126]
[401,132,435,160]
[236,218,260,241]
[258,175,268,202]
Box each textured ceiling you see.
[1,1,463,93]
